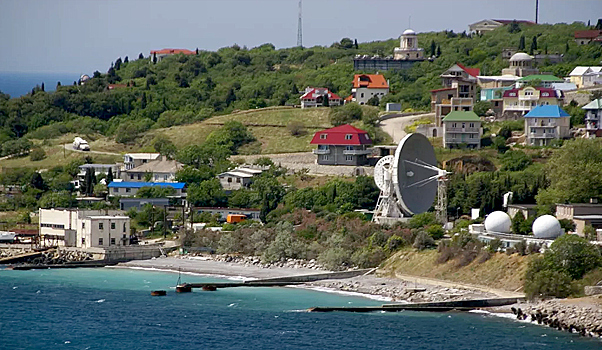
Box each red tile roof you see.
[575,30,602,39]
[352,74,389,89]
[456,63,480,78]
[150,48,195,55]
[344,95,353,102]
[300,88,342,101]
[503,87,561,98]
[310,124,372,146]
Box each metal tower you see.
[535,0,539,24]
[297,0,303,47]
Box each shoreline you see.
[118,255,602,339]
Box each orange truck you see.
[226,214,246,223]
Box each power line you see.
[297,0,303,47]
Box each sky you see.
[0,0,600,74]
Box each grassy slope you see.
[380,248,537,292]
[0,107,331,170]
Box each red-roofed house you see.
[150,48,196,62]
[350,74,389,105]
[310,124,372,165]
[574,30,602,45]
[502,86,564,118]
[300,87,342,108]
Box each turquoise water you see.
[0,268,600,350]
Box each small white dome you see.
[80,74,90,81]
[484,211,512,234]
[403,28,416,36]
[509,52,532,62]
[532,215,562,239]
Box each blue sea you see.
[0,72,81,98]
[0,267,599,350]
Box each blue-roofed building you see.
[524,105,571,146]
[107,181,186,198]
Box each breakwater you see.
[512,300,602,338]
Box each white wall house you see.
[123,153,161,170]
[583,99,602,138]
[350,74,389,105]
[442,111,482,149]
[524,105,571,146]
[218,167,263,191]
[39,209,130,248]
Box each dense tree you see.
[518,35,526,50]
[252,175,286,221]
[136,186,175,198]
[187,178,227,207]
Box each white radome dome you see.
[484,211,512,234]
[532,215,562,239]
[403,28,416,36]
[509,52,532,62]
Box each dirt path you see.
[389,272,525,298]
[379,112,434,143]
[62,144,121,156]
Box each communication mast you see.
[297,0,303,47]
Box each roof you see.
[456,63,480,78]
[125,153,161,160]
[150,48,195,55]
[518,75,563,82]
[442,111,481,122]
[79,164,118,169]
[583,99,602,110]
[310,124,372,145]
[87,216,130,220]
[492,19,535,25]
[107,182,186,189]
[126,159,182,174]
[573,215,602,221]
[524,105,570,118]
[402,28,416,35]
[569,66,602,76]
[503,87,560,98]
[574,30,602,39]
[352,74,389,89]
[219,171,254,178]
[300,88,342,101]
[509,52,532,62]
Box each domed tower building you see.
[394,29,425,60]
[501,52,539,77]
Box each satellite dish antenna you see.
[372,133,450,225]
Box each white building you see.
[393,29,425,60]
[349,74,389,105]
[299,87,342,108]
[218,167,263,191]
[39,209,131,248]
[583,98,602,138]
[122,157,182,182]
[568,66,602,89]
[123,153,161,171]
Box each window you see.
[123,223,127,232]
[110,238,116,245]
[320,134,327,139]
[99,222,104,230]
[321,155,329,161]
[228,177,232,183]
[360,93,364,98]
[469,123,475,128]
[236,178,240,183]
[82,222,85,228]
[345,134,352,140]
[346,145,354,150]
[113,188,118,193]
[126,188,131,193]
[452,123,457,128]
[462,123,465,128]
[130,174,134,180]
[111,222,115,230]
[99,238,103,245]
[345,155,354,161]
[164,175,168,181]
[137,174,141,180]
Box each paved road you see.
[379,112,435,144]
[62,144,121,156]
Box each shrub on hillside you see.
[29,148,46,161]
[287,121,306,136]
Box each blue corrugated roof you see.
[107,182,186,189]
[524,105,570,118]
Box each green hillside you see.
[0,21,599,154]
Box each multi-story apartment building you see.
[583,98,602,138]
[502,86,563,118]
[442,111,482,149]
[348,74,389,105]
[524,105,571,146]
[310,124,372,166]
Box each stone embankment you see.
[211,254,326,270]
[511,299,602,338]
[0,248,93,265]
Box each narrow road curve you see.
[379,112,435,144]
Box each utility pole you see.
[535,0,539,24]
[297,0,303,47]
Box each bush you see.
[351,246,386,268]
[287,121,306,136]
[409,212,438,229]
[318,247,352,270]
[413,231,436,250]
[487,238,503,253]
[29,148,46,161]
[525,268,573,299]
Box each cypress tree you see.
[124,56,129,63]
[138,53,144,59]
[430,40,436,56]
[436,45,441,57]
[322,93,329,107]
[529,36,537,55]
[518,35,526,51]
[153,53,157,64]
[354,39,358,49]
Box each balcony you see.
[439,98,473,106]
[313,148,331,155]
[518,95,538,101]
[445,127,480,133]
[343,149,372,155]
[530,133,555,139]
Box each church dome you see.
[402,28,416,36]
[509,52,532,62]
